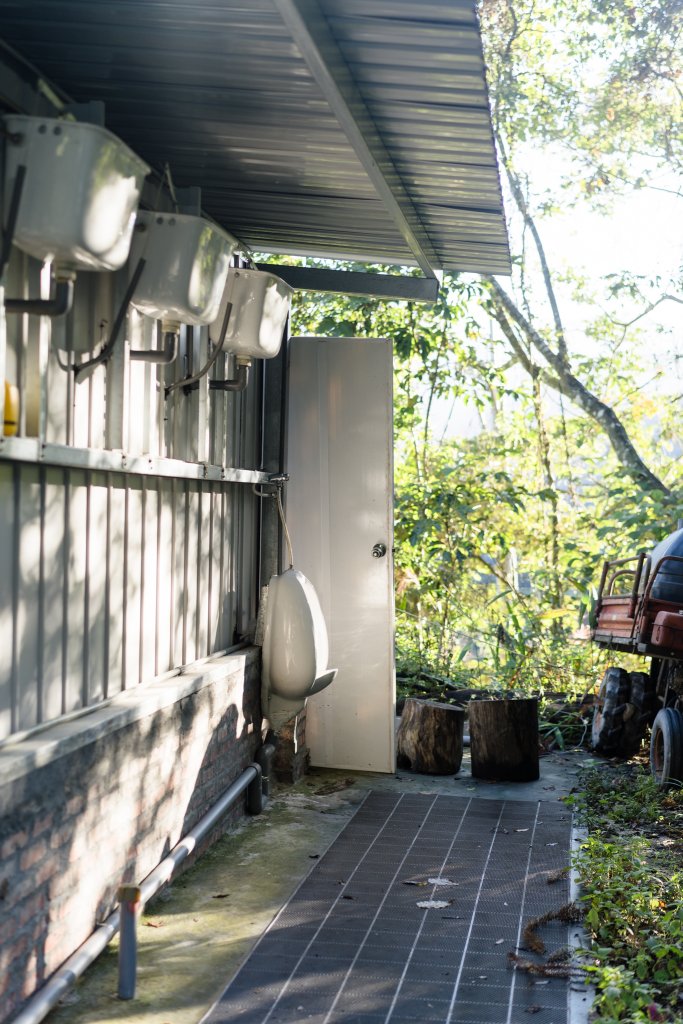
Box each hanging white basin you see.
[3,115,149,272]
[209,268,292,359]
[129,212,237,329]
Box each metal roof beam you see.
[271,0,442,280]
[257,264,440,302]
[0,40,66,117]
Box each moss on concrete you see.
[44,753,587,1024]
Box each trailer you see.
[592,528,683,786]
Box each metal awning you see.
[0,0,510,295]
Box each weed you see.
[572,763,683,1021]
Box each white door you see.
[286,337,395,773]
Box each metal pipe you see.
[5,277,74,318]
[596,559,609,608]
[130,329,178,364]
[607,568,636,596]
[11,762,263,1024]
[641,554,683,602]
[255,741,276,799]
[629,551,647,618]
[0,162,26,280]
[209,360,250,392]
[138,762,261,905]
[9,910,121,1024]
[182,360,250,396]
[247,764,264,814]
[165,301,233,398]
[73,258,146,381]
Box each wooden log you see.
[396,698,464,775]
[468,698,539,781]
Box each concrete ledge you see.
[0,648,258,787]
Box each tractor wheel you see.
[629,671,657,721]
[650,707,683,788]
[591,667,643,756]
[619,671,657,754]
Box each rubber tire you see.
[619,670,657,754]
[629,671,657,721]
[591,667,632,755]
[650,707,683,788]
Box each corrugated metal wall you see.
[0,247,264,743]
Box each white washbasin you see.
[3,115,149,272]
[129,212,237,329]
[209,268,292,359]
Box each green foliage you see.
[572,766,683,1021]
[480,0,683,200]
[263,2,683,707]
[276,256,683,704]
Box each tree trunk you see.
[484,279,671,495]
[396,698,464,775]
[469,698,539,781]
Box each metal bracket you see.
[63,100,105,126]
[257,264,440,303]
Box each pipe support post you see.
[117,884,142,1000]
[247,761,264,814]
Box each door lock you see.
[372,542,387,558]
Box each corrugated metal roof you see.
[0,0,510,276]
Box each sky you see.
[434,162,683,439]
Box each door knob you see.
[372,542,387,558]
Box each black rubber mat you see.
[204,792,575,1024]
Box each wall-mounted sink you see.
[3,115,149,272]
[129,212,237,330]
[209,268,292,359]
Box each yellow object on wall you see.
[4,380,19,436]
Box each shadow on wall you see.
[0,650,262,1024]
[2,469,246,745]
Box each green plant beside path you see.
[570,765,683,1022]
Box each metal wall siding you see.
[140,479,158,682]
[0,466,259,742]
[122,478,138,690]
[155,478,173,676]
[187,484,201,664]
[0,248,262,744]
[16,465,40,730]
[87,473,108,704]
[107,475,126,698]
[43,469,65,719]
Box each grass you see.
[569,759,683,1022]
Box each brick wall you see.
[0,649,261,1023]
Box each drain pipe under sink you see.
[11,759,265,1024]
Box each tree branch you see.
[496,135,570,365]
[484,278,672,495]
[486,293,564,392]
[612,293,683,330]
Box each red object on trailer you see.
[651,612,683,649]
[593,552,683,655]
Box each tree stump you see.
[396,699,464,775]
[468,698,539,781]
